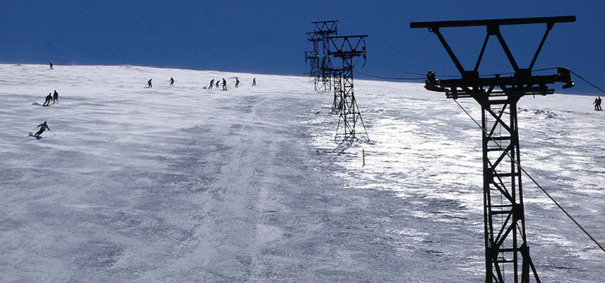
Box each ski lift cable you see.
[452,98,605,254]
[568,70,605,95]
[375,61,427,76]
[375,61,460,78]
[354,69,425,81]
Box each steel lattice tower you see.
[327,35,370,142]
[411,16,575,283]
[305,32,321,81]
[312,21,338,91]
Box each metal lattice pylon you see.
[327,35,370,142]
[411,16,575,282]
[305,32,321,82]
[311,21,338,92]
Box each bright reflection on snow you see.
[306,80,605,282]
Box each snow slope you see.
[0,64,603,282]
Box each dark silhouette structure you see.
[411,16,575,283]
[306,21,338,91]
[305,31,321,84]
[327,35,369,142]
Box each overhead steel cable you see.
[354,69,425,81]
[452,98,605,254]
[568,70,605,95]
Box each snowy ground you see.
[0,64,603,282]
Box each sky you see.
[1,0,604,95]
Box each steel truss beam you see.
[327,35,369,142]
[411,16,575,283]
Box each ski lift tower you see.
[411,16,575,283]
[305,31,321,82]
[327,35,370,142]
[312,20,338,91]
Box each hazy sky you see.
[1,0,603,94]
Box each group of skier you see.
[207,77,255,91]
[43,90,59,106]
[594,96,602,111]
[35,90,59,138]
[33,66,260,139]
[146,77,255,90]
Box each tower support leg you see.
[474,94,540,283]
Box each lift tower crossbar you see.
[411,16,575,283]
[327,35,369,142]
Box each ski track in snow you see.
[0,64,603,282]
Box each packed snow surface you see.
[1,64,603,282]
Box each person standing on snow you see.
[43,93,53,106]
[34,121,51,138]
[209,79,214,89]
[148,79,153,88]
[252,77,256,86]
[235,78,240,88]
[52,90,59,104]
[222,78,227,91]
[170,77,175,86]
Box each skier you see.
[148,79,153,88]
[34,121,51,138]
[222,78,227,91]
[235,78,240,88]
[52,90,59,104]
[216,80,220,88]
[170,77,175,86]
[598,97,603,111]
[209,79,214,89]
[49,61,54,70]
[43,93,53,106]
[252,77,256,86]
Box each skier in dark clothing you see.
[49,62,53,70]
[235,78,240,88]
[597,97,602,111]
[209,79,214,89]
[43,93,53,106]
[148,79,153,88]
[222,78,227,91]
[252,77,256,86]
[216,80,220,88]
[52,90,59,104]
[34,121,50,138]
[170,77,175,86]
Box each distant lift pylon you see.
[411,16,575,283]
